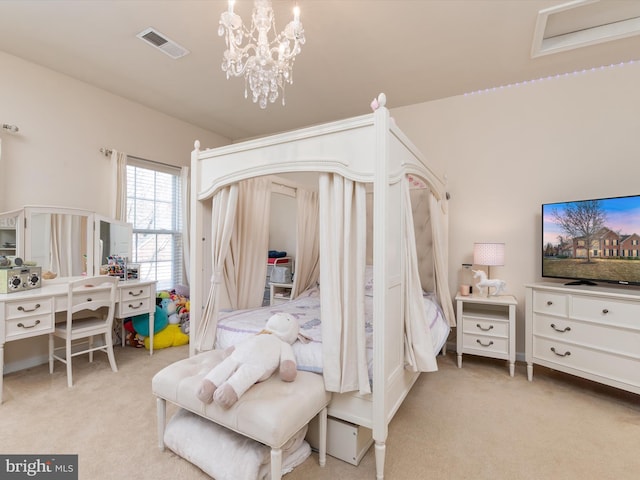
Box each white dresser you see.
[525,282,640,394]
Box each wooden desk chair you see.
[49,276,119,387]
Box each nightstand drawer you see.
[462,318,508,337]
[462,333,509,355]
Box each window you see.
[126,159,183,290]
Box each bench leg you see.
[270,447,283,480]
[156,397,166,451]
[318,407,327,467]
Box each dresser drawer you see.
[533,336,640,388]
[533,314,640,356]
[462,333,509,356]
[571,295,640,328]
[462,317,509,338]
[5,313,54,341]
[532,291,568,317]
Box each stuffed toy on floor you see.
[196,312,302,409]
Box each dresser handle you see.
[128,302,144,310]
[602,309,609,314]
[128,289,144,297]
[550,323,571,333]
[550,347,571,357]
[17,304,41,313]
[476,339,494,347]
[17,320,41,329]
[546,301,553,306]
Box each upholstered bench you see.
[152,349,330,480]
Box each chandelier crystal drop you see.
[218,0,305,109]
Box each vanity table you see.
[0,205,159,403]
[0,277,156,403]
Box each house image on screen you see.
[572,227,640,259]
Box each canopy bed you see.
[172,94,455,479]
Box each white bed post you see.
[190,140,203,357]
[372,93,392,480]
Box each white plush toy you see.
[196,312,301,409]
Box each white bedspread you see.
[216,286,449,376]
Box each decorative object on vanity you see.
[0,266,41,294]
[456,294,517,377]
[525,282,640,395]
[473,242,506,296]
[218,0,305,109]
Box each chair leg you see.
[66,339,73,388]
[105,333,118,373]
[270,447,283,480]
[89,335,94,363]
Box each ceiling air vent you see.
[137,27,190,59]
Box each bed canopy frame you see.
[189,94,454,479]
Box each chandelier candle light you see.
[219,0,305,109]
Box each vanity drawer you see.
[119,297,152,317]
[5,297,53,320]
[119,285,152,302]
[5,313,54,341]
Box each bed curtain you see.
[292,188,320,297]
[319,173,370,394]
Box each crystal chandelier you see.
[218,0,305,109]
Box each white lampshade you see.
[473,242,505,266]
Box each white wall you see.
[0,51,230,372]
[392,61,640,355]
[0,51,229,212]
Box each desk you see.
[0,278,156,403]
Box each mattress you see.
[215,285,450,376]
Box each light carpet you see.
[2,345,639,479]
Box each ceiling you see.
[1,0,640,141]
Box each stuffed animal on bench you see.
[196,312,300,409]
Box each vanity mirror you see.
[0,206,132,280]
[25,206,94,277]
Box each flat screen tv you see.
[542,194,640,286]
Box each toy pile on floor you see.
[124,284,190,350]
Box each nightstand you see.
[456,294,517,376]
[269,282,294,306]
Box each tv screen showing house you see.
[542,194,640,286]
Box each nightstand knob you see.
[602,308,609,314]
[546,301,553,306]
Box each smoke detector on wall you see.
[137,27,190,59]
